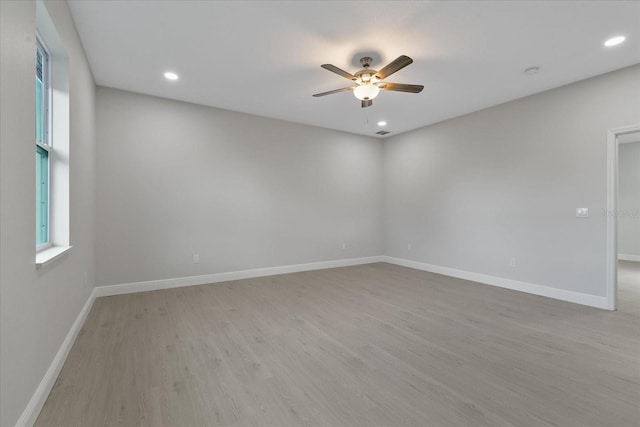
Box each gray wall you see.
[95,87,383,286]
[383,65,640,297]
[0,1,96,426]
[618,141,640,257]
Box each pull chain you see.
[362,105,370,129]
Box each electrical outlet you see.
[576,208,589,218]
[510,257,517,268]
[408,243,412,251]
[341,243,347,250]
[193,254,200,263]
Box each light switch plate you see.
[576,208,589,218]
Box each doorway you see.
[606,125,640,310]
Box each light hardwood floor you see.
[36,262,640,427]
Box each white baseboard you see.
[618,254,640,262]
[95,256,385,297]
[382,256,610,310]
[95,254,612,307]
[15,287,98,427]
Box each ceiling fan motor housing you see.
[355,57,378,84]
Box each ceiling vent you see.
[375,130,391,136]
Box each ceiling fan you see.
[313,55,423,108]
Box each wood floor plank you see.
[35,262,640,426]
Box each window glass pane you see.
[36,47,45,144]
[36,77,44,143]
[36,38,49,246]
[35,40,49,245]
[36,145,48,244]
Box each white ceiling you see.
[68,1,640,138]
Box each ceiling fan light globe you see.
[353,83,380,101]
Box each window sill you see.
[36,245,72,267]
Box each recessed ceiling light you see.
[164,72,179,80]
[377,121,387,127]
[524,66,540,76]
[604,36,626,47]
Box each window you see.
[34,3,72,265]
[36,36,50,248]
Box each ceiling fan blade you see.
[321,64,356,80]
[379,83,424,93]
[361,99,372,108]
[375,55,413,80]
[312,87,355,97]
